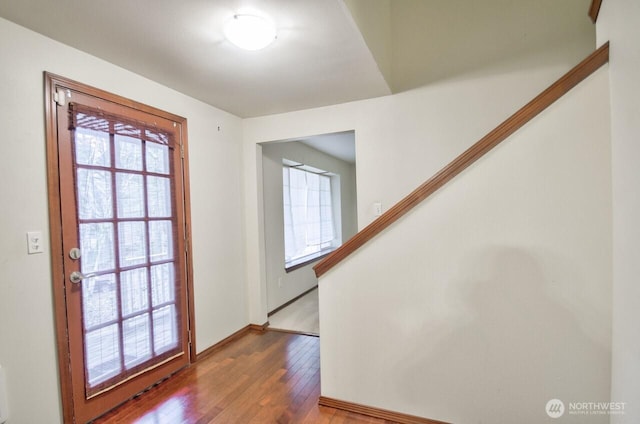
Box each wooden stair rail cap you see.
[314,42,610,278]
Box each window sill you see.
[285,250,334,273]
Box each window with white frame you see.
[282,161,339,269]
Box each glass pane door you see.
[49,76,191,424]
[72,118,181,396]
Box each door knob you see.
[69,271,97,284]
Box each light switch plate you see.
[26,231,44,254]
[373,202,383,217]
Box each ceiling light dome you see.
[224,14,277,51]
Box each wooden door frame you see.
[44,72,197,423]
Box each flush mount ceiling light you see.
[224,14,277,51]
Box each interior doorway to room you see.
[260,131,358,335]
[45,74,195,424]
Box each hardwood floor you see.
[93,330,395,423]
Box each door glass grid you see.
[72,113,180,396]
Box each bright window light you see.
[224,14,277,51]
[283,164,340,270]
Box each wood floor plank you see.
[92,330,394,424]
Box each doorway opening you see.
[259,131,357,335]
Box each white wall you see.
[596,1,640,422]
[0,18,247,424]
[243,35,595,326]
[261,141,357,312]
[320,68,611,423]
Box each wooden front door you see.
[45,73,195,423]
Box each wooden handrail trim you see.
[589,0,603,23]
[314,42,609,278]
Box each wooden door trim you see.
[43,72,196,423]
[44,72,74,424]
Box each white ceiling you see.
[298,131,356,164]
[0,0,594,120]
[0,0,391,118]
